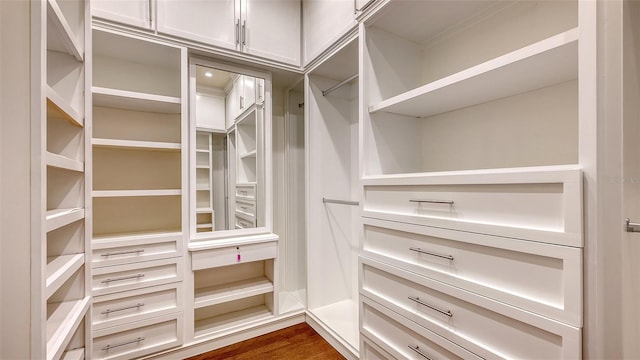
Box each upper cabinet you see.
[92,0,152,29]
[156,0,238,51]
[156,0,301,66]
[302,0,356,66]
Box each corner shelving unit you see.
[37,0,91,359]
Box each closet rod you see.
[323,197,359,206]
[322,74,358,96]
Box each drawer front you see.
[362,168,582,247]
[92,234,181,268]
[361,336,395,360]
[235,213,256,228]
[191,241,277,270]
[235,199,256,217]
[361,258,581,359]
[92,257,183,296]
[361,296,481,360]
[236,184,256,200]
[362,217,582,326]
[92,313,183,360]
[92,283,183,331]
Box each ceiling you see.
[196,66,233,90]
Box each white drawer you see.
[361,296,481,360]
[362,217,582,326]
[362,167,582,247]
[92,232,182,268]
[361,336,395,360]
[92,257,183,296]
[360,258,581,359]
[92,313,183,360]
[235,212,256,228]
[92,283,183,331]
[236,184,256,200]
[191,241,277,271]
[235,199,256,217]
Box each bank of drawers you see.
[361,258,581,359]
[359,167,583,359]
[91,232,185,357]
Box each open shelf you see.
[196,208,213,214]
[195,277,273,309]
[240,150,257,159]
[370,29,578,118]
[47,0,83,61]
[92,86,181,113]
[61,348,84,360]
[92,138,181,151]
[46,297,91,360]
[46,254,84,299]
[92,189,181,197]
[196,223,213,229]
[46,208,84,233]
[46,152,83,172]
[47,86,82,127]
[194,305,272,338]
[196,149,210,153]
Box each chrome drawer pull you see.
[101,249,145,257]
[101,337,145,351]
[408,296,453,318]
[101,303,145,315]
[101,274,145,284]
[410,199,454,205]
[409,247,454,261]
[408,345,433,360]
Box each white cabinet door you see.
[242,75,256,111]
[241,0,301,66]
[156,0,239,51]
[303,0,356,66]
[92,0,152,29]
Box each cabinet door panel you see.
[242,0,300,65]
[157,0,238,51]
[303,0,356,66]
[92,0,152,29]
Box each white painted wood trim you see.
[92,189,181,197]
[45,208,84,233]
[45,152,84,172]
[46,0,83,61]
[92,86,181,113]
[46,296,91,360]
[45,253,84,299]
[92,138,181,151]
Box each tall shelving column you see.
[38,0,92,359]
[89,29,187,360]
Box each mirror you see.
[190,61,267,236]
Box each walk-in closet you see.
[1,0,640,359]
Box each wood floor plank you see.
[186,323,346,360]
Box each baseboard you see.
[305,312,360,360]
[143,312,306,359]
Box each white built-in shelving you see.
[38,0,90,358]
[369,28,578,118]
[90,28,186,358]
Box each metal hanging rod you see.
[322,74,359,96]
[323,197,359,206]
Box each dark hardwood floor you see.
[186,323,346,360]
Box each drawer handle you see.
[101,249,145,257]
[101,303,145,315]
[409,247,454,261]
[101,337,145,351]
[408,296,453,318]
[410,199,454,205]
[101,274,145,284]
[408,345,433,360]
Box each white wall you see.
[0,0,33,357]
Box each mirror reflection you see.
[193,65,265,233]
